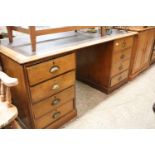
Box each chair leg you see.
[29,26,36,52]
[6,26,13,43]
[10,120,22,129]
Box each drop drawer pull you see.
[119,65,123,70]
[118,76,122,81]
[120,54,125,59]
[50,65,59,73]
[52,98,61,105]
[52,111,61,119]
[52,84,60,90]
[115,42,119,46]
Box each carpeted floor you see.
[63,64,155,128]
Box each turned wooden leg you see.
[101,27,104,36]
[6,26,13,43]
[29,26,36,52]
[100,27,106,36]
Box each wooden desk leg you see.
[101,27,106,36]
[6,26,13,43]
[29,26,36,52]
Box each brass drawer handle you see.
[119,65,123,70]
[50,65,59,73]
[115,42,119,46]
[52,84,60,90]
[118,76,122,81]
[120,54,125,59]
[52,111,61,119]
[52,98,61,105]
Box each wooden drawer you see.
[35,100,74,128]
[32,86,75,119]
[113,37,134,52]
[111,59,130,77]
[112,48,132,64]
[110,70,129,87]
[30,71,75,103]
[27,53,75,86]
[46,110,77,129]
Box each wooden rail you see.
[7,26,105,52]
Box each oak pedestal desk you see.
[0,30,137,128]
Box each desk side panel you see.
[0,54,34,128]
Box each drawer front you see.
[27,53,75,86]
[113,37,134,52]
[111,59,130,77]
[35,100,74,128]
[110,70,129,87]
[30,71,75,103]
[112,48,132,64]
[32,86,75,119]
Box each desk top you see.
[0,29,137,64]
[116,26,155,32]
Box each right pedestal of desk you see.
[77,36,134,94]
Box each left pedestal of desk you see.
[0,52,77,129]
